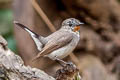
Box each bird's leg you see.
[54,57,74,67]
[55,57,67,67]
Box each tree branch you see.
[0,35,55,80]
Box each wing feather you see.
[33,32,73,60]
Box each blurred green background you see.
[0,0,17,53]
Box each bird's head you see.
[61,18,84,33]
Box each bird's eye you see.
[69,24,72,26]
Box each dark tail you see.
[14,21,39,38]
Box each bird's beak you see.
[73,25,80,32]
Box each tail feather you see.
[14,21,44,51]
[14,21,39,38]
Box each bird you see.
[14,18,84,63]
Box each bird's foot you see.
[55,60,80,80]
[55,58,66,67]
[55,58,74,67]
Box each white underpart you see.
[47,44,74,60]
[25,28,43,51]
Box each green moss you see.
[0,9,17,53]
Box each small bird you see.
[14,18,84,62]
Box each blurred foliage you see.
[0,9,12,34]
[0,9,17,53]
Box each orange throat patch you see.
[73,26,80,32]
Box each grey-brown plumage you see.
[14,18,84,61]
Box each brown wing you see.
[33,33,73,60]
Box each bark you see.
[0,35,55,80]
